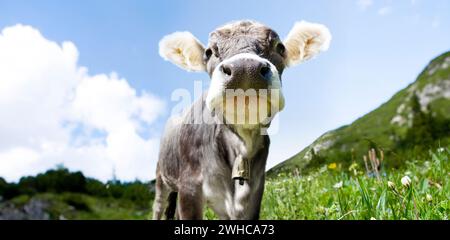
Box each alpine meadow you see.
[1,52,449,220]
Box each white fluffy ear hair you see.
[283,21,332,67]
[159,31,206,72]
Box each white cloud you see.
[357,0,374,10]
[0,25,165,182]
[377,6,393,16]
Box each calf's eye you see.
[276,43,286,56]
[204,48,213,62]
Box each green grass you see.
[258,147,449,220]
[203,148,449,220]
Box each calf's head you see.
[159,20,331,127]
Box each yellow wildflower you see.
[328,163,337,170]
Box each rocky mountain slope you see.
[268,51,450,177]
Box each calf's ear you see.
[283,21,332,67]
[159,31,206,72]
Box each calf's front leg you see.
[177,183,204,220]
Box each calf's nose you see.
[221,58,272,89]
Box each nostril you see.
[260,65,271,79]
[221,65,232,76]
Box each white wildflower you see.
[333,181,343,189]
[426,194,433,202]
[401,176,412,187]
[387,181,395,189]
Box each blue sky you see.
[0,0,449,181]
